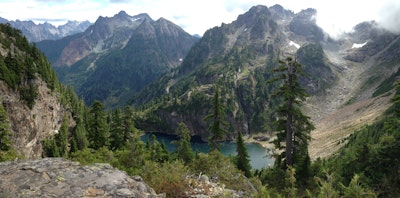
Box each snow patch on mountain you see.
[289,40,300,49]
[352,41,368,48]
[132,17,141,22]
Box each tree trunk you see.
[285,62,294,166]
[285,103,293,166]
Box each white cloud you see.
[378,0,400,33]
[0,0,398,36]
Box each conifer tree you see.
[70,99,88,153]
[70,119,88,153]
[55,116,69,157]
[42,137,60,157]
[109,109,124,150]
[236,131,252,177]
[342,174,376,198]
[204,84,228,151]
[268,57,314,168]
[0,102,19,162]
[149,134,168,162]
[122,106,136,143]
[173,122,194,164]
[88,100,109,149]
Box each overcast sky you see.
[1,0,399,38]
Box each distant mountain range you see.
[0,17,92,42]
[36,11,199,107]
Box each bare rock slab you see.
[0,158,165,197]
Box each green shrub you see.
[141,160,189,197]
[190,150,253,193]
[70,147,114,165]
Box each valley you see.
[1,3,400,196]
[306,47,392,159]
[2,4,398,161]
[305,33,400,159]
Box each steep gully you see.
[306,45,394,159]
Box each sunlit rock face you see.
[0,158,165,197]
[0,79,73,159]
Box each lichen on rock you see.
[0,158,165,197]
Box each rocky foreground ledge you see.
[0,158,165,197]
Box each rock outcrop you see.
[0,158,165,197]
[0,79,73,159]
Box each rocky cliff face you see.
[0,158,165,197]
[0,79,73,159]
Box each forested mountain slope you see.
[1,5,400,197]
[36,11,199,107]
[130,4,400,156]
[130,6,330,136]
[0,23,83,159]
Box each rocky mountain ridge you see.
[130,4,400,159]
[0,17,91,42]
[130,5,337,139]
[36,11,199,107]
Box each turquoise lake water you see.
[142,133,274,170]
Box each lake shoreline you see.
[142,132,274,169]
[243,133,275,150]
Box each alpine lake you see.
[142,133,274,170]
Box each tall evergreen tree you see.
[236,131,252,177]
[122,106,136,143]
[109,109,124,150]
[88,100,109,149]
[70,100,88,153]
[204,84,228,151]
[268,57,315,168]
[55,116,69,157]
[70,119,88,153]
[173,122,194,164]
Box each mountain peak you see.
[113,10,134,21]
[156,17,175,26]
[112,11,153,22]
[270,4,284,10]
[1,17,91,42]
[269,4,294,20]
[116,10,129,17]
[134,13,152,21]
[289,7,324,41]
[247,5,270,14]
[297,8,317,21]
[235,5,270,27]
